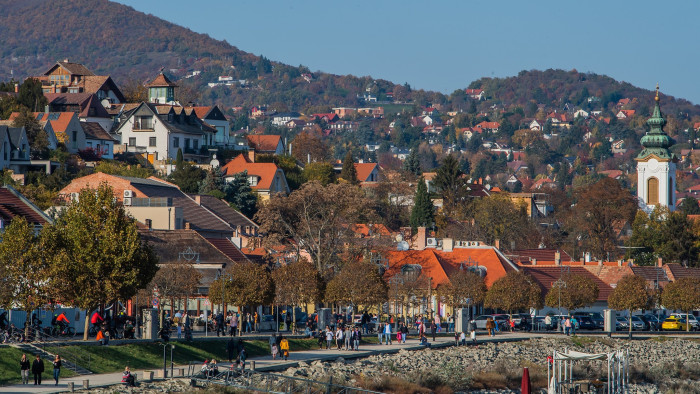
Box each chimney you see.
[657,257,663,267]
[494,239,500,250]
[185,221,191,230]
[194,195,201,205]
[63,58,69,63]
[532,258,537,265]
[14,84,18,93]
[443,238,453,252]
[247,149,255,162]
[554,251,561,266]
[617,260,622,267]
[416,227,427,251]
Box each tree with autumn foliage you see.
[661,277,700,332]
[146,263,202,326]
[0,217,52,337]
[484,271,542,316]
[272,259,321,333]
[210,262,274,335]
[544,272,599,312]
[291,130,331,163]
[567,177,637,260]
[325,260,388,312]
[43,183,158,340]
[437,269,487,310]
[607,275,652,338]
[255,181,373,276]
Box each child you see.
[271,343,279,360]
[454,331,460,345]
[459,331,466,346]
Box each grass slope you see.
[0,347,76,385]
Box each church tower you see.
[636,85,677,212]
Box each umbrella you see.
[521,366,531,394]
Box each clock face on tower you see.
[648,158,659,172]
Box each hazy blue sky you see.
[115,0,700,104]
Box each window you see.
[149,137,157,147]
[248,176,258,186]
[129,137,136,146]
[72,130,77,149]
[647,177,659,205]
[193,140,198,150]
[173,137,179,148]
[137,116,153,129]
[185,138,191,149]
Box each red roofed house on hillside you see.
[44,92,113,131]
[37,60,126,104]
[474,121,500,133]
[520,266,614,313]
[186,106,231,147]
[312,113,339,123]
[354,162,379,183]
[0,185,52,230]
[465,89,485,100]
[616,110,636,120]
[220,154,289,199]
[245,134,284,156]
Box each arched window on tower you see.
[647,177,659,205]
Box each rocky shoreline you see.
[78,336,700,393]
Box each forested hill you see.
[468,69,700,118]
[0,0,441,110]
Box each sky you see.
[115,0,700,104]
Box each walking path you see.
[1,330,697,393]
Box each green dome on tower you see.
[636,85,675,161]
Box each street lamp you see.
[161,343,174,378]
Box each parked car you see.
[670,314,699,330]
[615,316,629,329]
[637,314,663,331]
[259,314,276,331]
[475,314,509,330]
[573,312,604,330]
[629,315,646,331]
[576,316,597,330]
[662,316,692,331]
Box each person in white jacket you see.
[383,321,392,345]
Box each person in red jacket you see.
[90,311,104,335]
[55,313,70,334]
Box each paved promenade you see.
[1,330,697,393]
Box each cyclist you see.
[55,312,70,335]
[90,311,104,335]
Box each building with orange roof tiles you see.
[220,154,289,199]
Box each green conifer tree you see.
[410,177,434,230]
[403,148,421,175]
[340,151,359,185]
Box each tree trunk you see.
[238,306,243,337]
[83,311,90,341]
[293,306,296,334]
[628,310,632,339]
[687,311,691,332]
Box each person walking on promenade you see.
[447,313,454,333]
[486,317,495,337]
[280,337,290,360]
[383,320,392,345]
[52,355,61,386]
[325,326,333,349]
[353,327,361,350]
[215,311,225,337]
[335,326,343,350]
[430,321,437,342]
[230,312,238,336]
[401,323,409,343]
[344,326,352,350]
[32,354,44,385]
[254,311,259,332]
[434,315,441,333]
[377,322,384,344]
[20,354,30,384]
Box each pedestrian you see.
[335,326,343,350]
[565,317,572,336]
[509,318,515,332]
[280,337,290,361]
[237,346,247,371]
[325,326,333,349]
[447,313,454,333]
[32,354,44,385]
[430,321,437,342]
[401,323,408,343]
[571,316,578,335]
[227,338,236,362]
[344,326,352,350]
[377,322,384,344]
[459,331,466,346]
[353,327,361,350]
[383,320,392,345]
[254,311,259,332]
[468,319,477,344]
[454,331,459,345]
[230,312,238,336]
[486,317,495,337]
[215,311,224,337]
[245,313,252,333]
[174,311,182,339]
[434,315,441,333]
[20,354,30,384]
[52,355,61,386]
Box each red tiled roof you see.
[465,89,483,95]
[351,223,393,237]
[521,266,613,302]
[9,112,76,134]
[354,163,378,182]
[599,170,623,179]
[146,73,178,87]
[220,154,280,190]
[246,135,282,152]
[664,263,700,281]
[0,186,50,226]
[509,249,572,264]
[205,238,250,263]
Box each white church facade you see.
[636,87,677,212]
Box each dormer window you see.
[248,176,259,187]
[135,116,153,130]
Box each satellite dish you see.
[397,241,409,251]
[395,233,404,242]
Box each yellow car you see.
[661,316,691,331]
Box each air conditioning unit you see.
[123,197,132,206]
[124,190,134,198]
[70,192,79,202]
[426,238,437,247]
